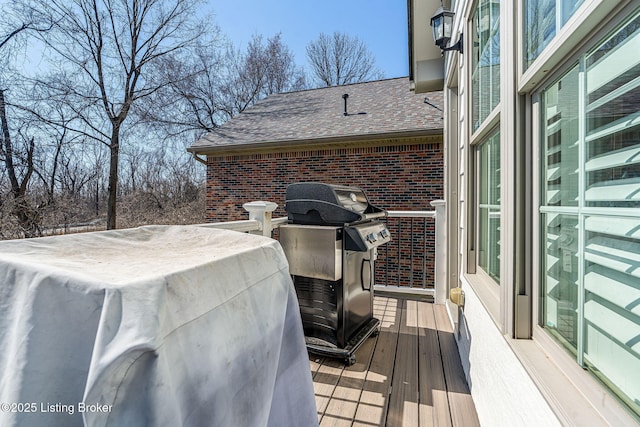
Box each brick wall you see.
[205,141,443,220]
[205,139,443,288]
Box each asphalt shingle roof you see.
[189,77,443,154]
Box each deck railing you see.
[199,200,447,303]
[377,209,437,297]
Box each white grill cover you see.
[0,225,317,427]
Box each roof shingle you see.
[189,77,443,154]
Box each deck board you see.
[418,300,452,427]
[320,337,376,426]
[386,299,419,427]
[434,304,481,427]
[310,296,479,427]
[314,358,346,421]
[352,297,400,427]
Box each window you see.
[540,11,640,417]
[478,130,501,283]
[472,0,500,132]
[542,65,579,208]
[524,0,585,70]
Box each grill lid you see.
[285,182,386,225]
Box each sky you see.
[209,0,410,80]
[0,0,409,80]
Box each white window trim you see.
[528,10,640,420]
[518,0,629,94]
[463,267,501,323]
[470,106,500,146]
[522,90,638,427]
[465,0,513,335]
[465,124,502,325]
[510,326,638,426]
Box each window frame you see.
[471,0,501,133]
[518,0,625,94]
[466,123,502,322]
[531,5,640,421]
[464,0,505,328]
[476,130,502,283]
[523,0,587,72]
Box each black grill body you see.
[279,182,391,364]
[285,182,385,225]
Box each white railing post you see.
[243,201,278,237]
[431,200,447,304]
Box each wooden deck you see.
[310,296,480,427]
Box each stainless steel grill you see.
[279,182,391,365]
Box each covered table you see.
[0,225,317,426]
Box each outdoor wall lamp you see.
[430,6,463,54]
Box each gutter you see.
[191,152,207,165]
[187,128,443,157]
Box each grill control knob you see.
[366,233,378,243]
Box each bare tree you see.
[0,89,39,235]
[0,1,211,238]
[0,3,52,52]
[262,33,307,96]
[221,33,307,118]
[28,0,207,229]
[0,77,92,238]
[136,38,228,135]
[0,22,34,51]
[140,32,306,137]
[0,9,54,237]
[306,32,384,87]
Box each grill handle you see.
[361,211,387,221]
[361,258,373,291]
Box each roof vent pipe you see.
[342,93,349,116]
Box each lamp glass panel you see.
[443,14,453,39]
[432,15,444,41]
